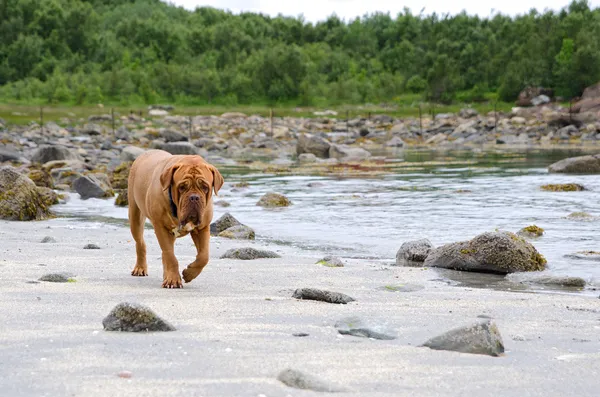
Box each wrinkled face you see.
[161,162,224,227]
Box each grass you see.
[0,97,515,126]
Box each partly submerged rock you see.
[218,225,255,240]
[396,239,434,266]
[220,247,280,260]
[517,225,545,238]
[296,133,331,158]
[256,192,291,208]
[210,212,242,235]
[422,320,505,357]
[548,154,600,174]
[102,302,175,332]
[292,288,355,304]
[277,368,348,392]
[540,183,585,192]
[334,316,397,340]
[423,231,546,274]
[564,251,600,261]
[506,273,586,288]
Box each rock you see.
[385,136,405,147]
[531,95,551,106]
[459,108,479,118]
[506,273,586,288]
[540,183,585,192]
[548,154,600,174]
[396,239,434,266]
[380,283,425,292]
[37,187,59,207]
[31,145,82,164]
[110,162,132,190]
[160,128,188,142]
[296,134,331,158]
[39,273,74,283]
[28,169,54,188]
[161,142,198,155]
[102,302,175,332]
[73,174,114,199]
[329,144,371,161]
[572,98,600,113]
[84,243,101,249]
[220,112,247,119]
[277,368,347,392]
[115,126,131,141]
[220,247,280,260]
[115,190,128,207]
[292,288,355,304]
[564,251,600,261]
[334,316,397,340]
[149,104,175,111]
[516,86,553,107]
[510,116,526,125]
[214,200,230,207]
[210,213,242,235]
[218,225,255,240]
[565,212,597,220]
[517,225,545,238]
[120,146,145,162]
[422,320,505,357]
[256,192,291,208]
[298,153,317,164]
[40,236,56,243]
[148,109,169,117]
[0,166,53,221]
[316,256,344,267]
[0,148,26,163]
[82,123,103,135]
[423,231,547,274]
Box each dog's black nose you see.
[189,194,200,202]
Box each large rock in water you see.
[102,302,175,332]
[423,231,546,274]
[210,212,242,235]
[31,145,82,164]
[296,134,331,158]
[548,154,600,174]
[0,166,53,220]
[73,174,115,199]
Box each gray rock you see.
[316,256,344,267]
[459,108,479,118]
[292,288,355,304]
[73,174,114,199]
[256,192,291,208]
[160,128,188,142]
[298,153,317,164]
[102,302,175,332]
[506,273,586,288]
[31,145,82,164]
[531,95,550,106]
[120,146,145,162]
[214,200,231,207]
[0,166,53,221]
[82,123,103,135]
[334,316,397,340]
[423,231,547,274]
[220,247,280,260]
[84,243,101,250]
[385,136,405,147]
[41,236,56,243]
[0,148,26,163]
[548,154,600,174]
[210,212,242,235]
[277,368,347,392]
[396,239,434,266]
[39,273,74,283]
[564,251,600,261]
[296,134,331,158]
[218,225,255,240]
[115,126,131,141]
[329,144,371,161]
[148,109,169,117]
[161,142,198,155]
[422,320,505,357]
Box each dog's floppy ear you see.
[210,165,224,195]
[160,164,180,191]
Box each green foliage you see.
[0,0,599,105]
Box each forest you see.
[0,0,599,107]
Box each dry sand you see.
[0,218,599,397]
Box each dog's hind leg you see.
[129,200,148,276]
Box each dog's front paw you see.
[162,273,183,289]
[182,267,201,283]
[131,265,148,277]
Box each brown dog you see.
[127,149,224,288]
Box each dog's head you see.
[160,160,224,227]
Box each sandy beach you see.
[1,217,599,397]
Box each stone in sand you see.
[84,243,101,250]
[210,212,242,235]
[41,236,56,243]
[39,273,74,283]
[277,368,347,392]
[220,247,280,260]
[334,316,397,340]
[422,320,505,357]
[316,256,344,267]
[396,239,434,266]
[292,288,355,304]
[102,302,175,332]
[506,273,586,288]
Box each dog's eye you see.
[201,185,209,193]
[178,184,187,192]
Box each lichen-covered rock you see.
[423,231,547,274]
[422,320,505,357]
[110,162,132,190]
[396,239,434,266]
[28,169,54,188]
[102,302,175,332]
[296,133,331,158]
[0,166,53,221]
[218,225,255,240]
[37,187,59,207]
[115,189,128,207]
[73,174,115,199]
[316,256,344,267]
[277,369,347,392]
[220,247,280,260]
[540,183,585,192]
[256,192,291,208]
[31,145,82,164]
[548,154,600,174]
[292,288,355,304]
[565,212,597,220]
[210,212,242,235]
[517,225,545,238]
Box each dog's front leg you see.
[182,226,210,283]
[155,227,183,288]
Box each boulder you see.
[516,87,553,107]
[73,174,115,199]
[396,239,434,266]
[102,302,175,332]
[423,231,547,274]
[517,225,544,238]
[82,123,103,135]
[220,247,281,260]
[115,189,128,207]
[161,142,198,155]
[0,148,26,163]
[28,169,54,188]
[149,109,169,117]
[296,134,331,158]
[210,213,242,235]
[548,154,600,174]
[329,144,371,161]
[422,320,505,357]
[298,153,317,164]
[160,128,188,142]
[220,112,247,119]
[385,136,405,147]
[0,166,53,220]
[120,146,145,162]
[218,225,255,240]
[459,108,479,118]
[506,273,586,288]
[31,145,82,164]
[256,192,291,208]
